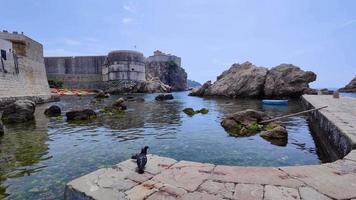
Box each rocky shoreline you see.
[339,76,356,93]
[190,62,317,98]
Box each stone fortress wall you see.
[0,31,51,106]
[44,50,182,89]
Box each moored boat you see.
[262,99,288,105]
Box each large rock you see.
[94,91,110,98]
[44,105,61,117]
[191,62,268,98]
[146,61,188,91]
[155,94,174,101]
[221,109,268,136]
[189,81,212,97]
[339,76,356,92]
[111,98,127,110]
[66,109,97,121]
[104,80,170,94]
[260,125,288,139]
[1,100,36,123]
[264,64,316,98]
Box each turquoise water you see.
[1,92,325,199]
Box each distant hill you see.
[187,79,202,88]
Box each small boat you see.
[262,99,288,105]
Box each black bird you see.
[131,146,149,174]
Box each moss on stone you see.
[183,108,196,116]
[197,108,209,114]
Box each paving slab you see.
[198,180,235,199]
[280,164,356,199]
[151,160,215,192]
[211,165,304,188]
[264,185,300,200]
[299,186,332,200]
[233,183,263,200]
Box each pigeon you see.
[131,146,149,174]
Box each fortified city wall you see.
[0,31,51,107]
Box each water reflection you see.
[0,92,328,199]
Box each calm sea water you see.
[1,92,326,199]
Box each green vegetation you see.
[48,80,63,88]
[182,108,209,116]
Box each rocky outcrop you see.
[191,62,316,98]
[146,61,187,91]
[183,108,209,116]
[104,80,170,94]
[260,125,288,139]
[155,94,174,101]
[95,91,110,98]
[1,100,36,123]
[111,98,127,110]
[339,77,356,92]
[44,105,61,117]
[66,109,97,121]
[264,64,316,98]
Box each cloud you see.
[122,17,134,24]
[340,19,356,28]
[63,38,81,46]
[123,5,136,13]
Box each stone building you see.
[0,31,51,106]
[145,50,181,67]
[102,50,146,82]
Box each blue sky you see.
[1,0,356,88]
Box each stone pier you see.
[65,95,356,200]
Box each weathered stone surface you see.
[281,164,356,199]
[345,150,356,162]
[146,184,187,200]
[66,109,97,121]
[211,165,304,188]
[1,100,36,123]
[139,77,171,93]
[299,187,331,200]
[104,79,170,94]
[233,184,263,200]
[339,76,356,92]
[155,94,174,101]
[264,185,300,200]
[191,62,268,98]
[152,161,215,192]
[264,64,316,98]
[180,191,222,200]
[145,61,187,91]
[44,105,61,117]
[125,180,163,200]
[198,180,234,199]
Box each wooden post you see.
[260,106,328,124]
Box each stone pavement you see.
[65,153,356,200]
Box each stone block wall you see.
[0,32,51,105]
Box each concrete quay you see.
[65,95,356,200]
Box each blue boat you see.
[262,99,288,105]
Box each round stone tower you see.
[102,50,146,81]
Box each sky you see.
[1,0,356,88]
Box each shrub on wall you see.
[48,80,63,88]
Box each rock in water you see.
[189,81,212,97]
[264,64,316,98]
[1,100,36,123]
[155,94,174,101]
[44,105,61,117]
[0,122,4,136]
[260,125,288,139]
[95,91,110,98]
[138,77,171,93]
[339,76,356,92]
[66,109,97,121]
[112,98,127,110]
[221,109,267,136]
[183,108,195,116]
[104,79,171,94]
